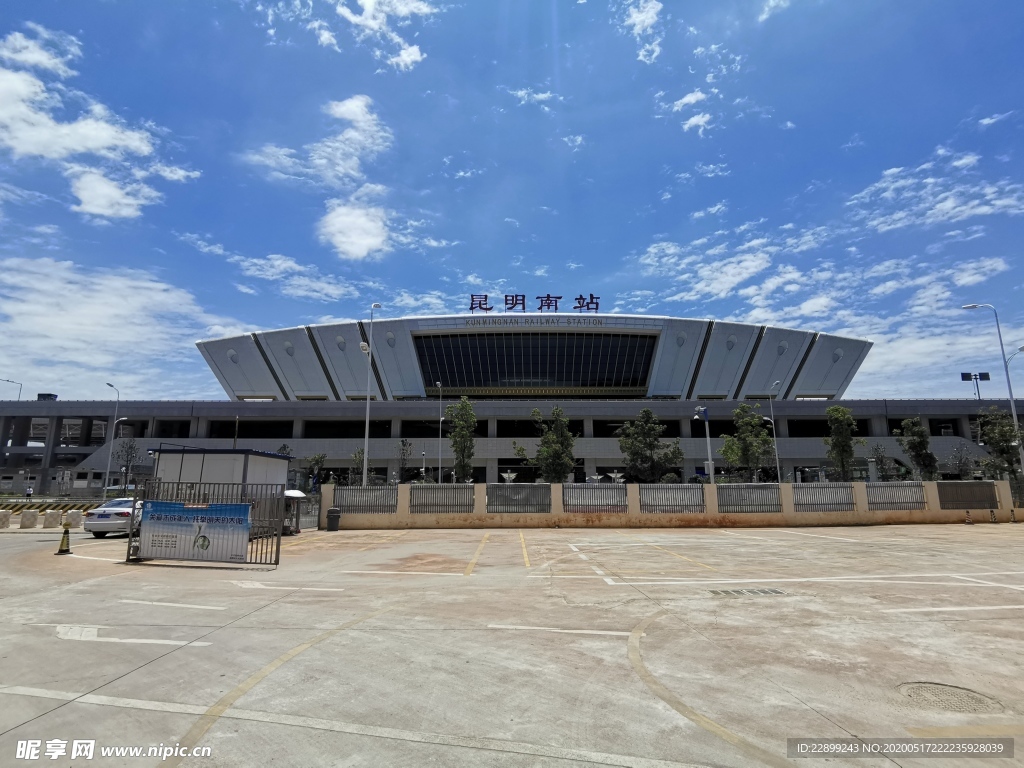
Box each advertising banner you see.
[139,501,251,563]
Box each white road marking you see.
[333,570,462,577]
[578,553,589,560]
[591,565,605,576]
[882,605,1024,613]
[568,543,580,552]
[487,624,634,636]
[773,530,860,542]
[952,575,1024,592]
[228,581,345,590]
[0,686,697,768]
[120,599,226,611]
[55,625,211,646]
[69,554,122,562]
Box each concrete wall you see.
[321,481,1016,529]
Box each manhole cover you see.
[709,588,786,597]
[897,683,1003,714]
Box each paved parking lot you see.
[1,524,1023,766]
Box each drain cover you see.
[709,588,786,597]
[898,683,1003,714]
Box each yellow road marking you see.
[166,606,390,767]
[628,610,791,768]
[519,529,531,568]
[616,530,716,571]
[464,532,490,576]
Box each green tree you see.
[513,406,578,483]
[718,403,775,482]
[445,396,478,482]
[395,438,413,483]
[305,452,328,490]
[945,443,975,480]
[824,406,864,481]
[346,449,365,486]
[112,437,141,492]
[614,408,685,483]
[893,418,939,480]
[977,406,1022,479]
[869,443,898,482]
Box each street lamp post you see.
[421,450,426,481]
[0,378,22,401]
[103,383,121,499]
[361,302,382,486]
[437,381,443,484]
[1007,345,1024,365]
[769,380,783,483]
[963,304,1024,476]
[693,406,715,482]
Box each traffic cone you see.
[55,522,71,555]
[990,510,998,523]
[964,511,974,525]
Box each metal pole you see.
[696,406,715,482]
[974,374,981,401]
[0,379,21,401]
[103,383,119,499]
[363,303,381,486]
[769,381,782,483]
[966,304,1024,477]
[421,450,426,480]
[437,381,442,483]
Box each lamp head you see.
[962,304,980,310]
[359,341,369,353]
[771,380,781,389]
[371,302,382,309]
[106,382,114,388]
[436,381,441,388]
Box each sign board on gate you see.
[139,501,251,563]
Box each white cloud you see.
[781,120,796,130]
[618,0,663,63]
[143,163,201,182]
[234,283,259,296]
[64,166,161,219]
[0,257,241,399]
[243,94,392,190]
[306,20,340,51]
[978,112,1012,128]
[950,256,1009,287]
[671,89,707,111]
[504,87,561,108]
[667,251,773,301]
[758,0,792,23]
[682,113,713,136]
[695,162,729,177]
[562,134,584,150]
[317,197,391,260]
[388,44,425,71]
[949,152,980,169]
[691,200,727,219]
[0,22,80,78]
[841,133,865,150]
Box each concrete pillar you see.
[775,417,789,438]
[396,483,411,518]
[870,415,888,437]
[39,417,62,494]
[487,418,497,438]
[392,418,402,438]
[705,483,719,515]
[485,458,498,484]
[8,416,30,468]
[78,418,94,447]
[583,418,594,438]
[583,457,597,480]
[292,420,303,439]
[626,483,640,516]
[680,418,691,438]
[852,482,869,515]
[0,415,13,464]
[778,482,794,515]
[474,482,486,514]
[922,481,941,513]
[551,483,564,515]
[189,417,202,439]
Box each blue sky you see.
[0,0,1022,401]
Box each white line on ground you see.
[487,624,634,636]
[55,625,211,646]
[69,554,123,562]
[120,599,226,611]
[333,570,463,577]
[0,686,697,768]
[568,544,580,552]
[952,575,1024,592]
[773,530,860,542]
[578,553,589,560]
[227,581,345,591]
[591,565,606,576]
[882,605,1024,613]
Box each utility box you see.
[152,449,290,486]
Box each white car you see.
[83,498,135,537]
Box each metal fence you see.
[563,483,627,514]
[294,497,321,530]
[717,483,782,514]
[411,484,475,514]
[333,486,398,514]
[792,483,855,513]
[936,481,999,510]
[865,482,926,511]
[128,480,285,566]
[486,483,551,514]
[639,484,706,514]
[1011,478,1023,507]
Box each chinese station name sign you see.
[469,293,600,313]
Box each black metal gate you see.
[127,480,286,565]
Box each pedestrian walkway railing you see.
[717,483,782,514]
[639,484,706,514]
[486,483,550,514]
[866,481,926,511]
[563,483,627,514]
[334,486,398,514]
[936,481,998,510]
[792,482,855,513]
[411,484,475,514]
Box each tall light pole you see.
[437,381,443,483]
[1007,345,1024,365]
[361,302,382,486]
[769,380,782,483]
[103,383,120,499]
[963,304,1024,476]
[693,406,714,482]
[0,378,22,401]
